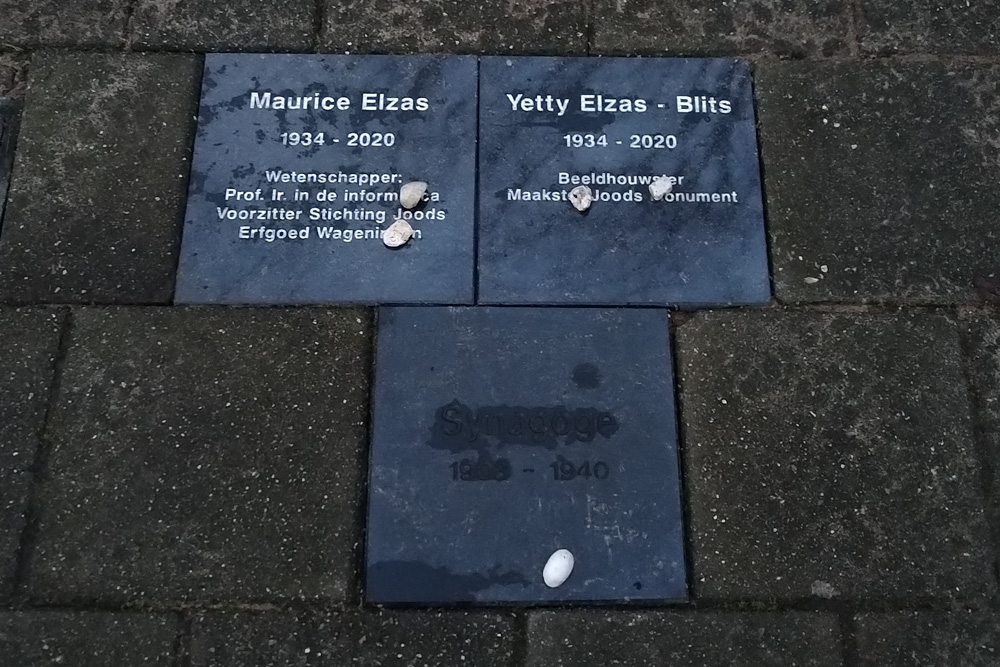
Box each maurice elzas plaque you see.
[367,307,687,605]
[175,54,477,305]
[477,56,770,307]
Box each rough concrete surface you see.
[591,0,849,56]
[189,610,516,666]
[0,611,177,665]
[131,0,315,51]
[0,53,200,304]
[27,308,372,603]
[758,61,1000,304]
[527,610,842,666]
[677,310,993,602]
[0,0,128,48]
[322,0,586,54]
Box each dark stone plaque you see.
[367,307,686,604]
[0,101,18,222]
[477,56,770,307]
[175,54,477,305]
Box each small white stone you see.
[383,219,414,248]
[543,549,574,588]
[649,176,673,201]
[399,181,428,209]
[569,185,593,212]
[820,265,828,273]
[804,276,820,284]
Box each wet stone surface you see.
[130,0,315,51]
[677,310,993,601]
[0,53,200,304]
[176,54,477,305]
[0,0,128,48]
[857,0,1000,55]
[0,308,63,602]
[0,611,177,666]
[190,610,515,666]
[591,0,849,57]
[477,56,769,307]
[855,611,1000,666]
[367,307,686,604]
[29,308,371,603]
[321,0,586,55]
[527,610,842,666]
[757,61,1000,304]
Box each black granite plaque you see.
[0,101,18,221]
[175,55,477,304]
[478,56,770,306]
[367,307,686,604]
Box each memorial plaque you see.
[0,101,17,221]
[478,56,770,307]
[367,307,686,604]
[175,55,477,305]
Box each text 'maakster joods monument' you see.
[478,56,769,307]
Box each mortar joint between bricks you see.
[10,308,73,605]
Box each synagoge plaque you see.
[367,307,687,604]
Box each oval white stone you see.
[399,181,428,209]
[569,185,593,212]
[383,218,414,248]
[543,549,574,588]
[649,175,673,201]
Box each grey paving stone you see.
[322,0,586,54]
[0,53,200,305]
[757,61,1000,304]
[190,610,515,666]
[527,610,842,666]
[131,0,314,51]
[0,308,62,601]
[591,0,849,57]
[677,310,992,601]
[857,1,1000,55]
[964,314,1000,528]
[0,0,128,47]
[855,611,1000,666]
[0,611,177,665]
[28,307,371,604]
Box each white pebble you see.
[382,219,414,248]
[648,176,673,201]
[399,181,427,209]
[804,277,819,284]
[569,185,593,212]
[543,549,574,588]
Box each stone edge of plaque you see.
[0,100,19,224]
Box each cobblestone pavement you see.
[1,1,999,665]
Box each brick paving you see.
[0,1,999,664]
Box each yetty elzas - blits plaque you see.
[175,55,477,304]
[478,56,770,307]
[367,307,687,604]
